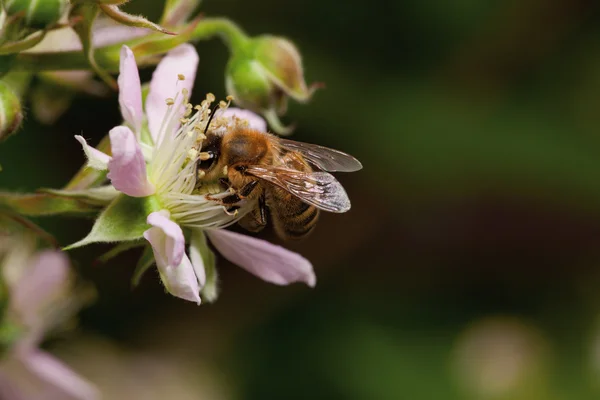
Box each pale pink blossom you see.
[75,45,316,303]
[0,246,98,400]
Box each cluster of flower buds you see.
[0,80,22,140]
[226,35,321,134]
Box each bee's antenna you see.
[203,103,221,136]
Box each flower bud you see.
[0,80,23,141]
[225,35,320,134]
[3,0,69,30]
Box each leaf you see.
[131,245,155,287]
[0,192,100,216]
[64,194,157,250]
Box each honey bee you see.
[196,127,362,240]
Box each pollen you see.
[198,152,211,161]
[188,148,198,159]
[165,98,175,106]
[197,170,206,179]
[206,93,216,102]
[178,74,185,81]
[222,165,228,176]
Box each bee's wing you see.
[246,166,351,213]
[278,138,363,172]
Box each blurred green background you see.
[4,0,600,399]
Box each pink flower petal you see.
[158,253,201,304]
[107,126,155,197]
[74,136,110,170]
[216,107,267,132]
[145,44,199,142]
[144,211,200,303]
[206,229,316,287]
[144,211,185,269]
[17,350,99,400]
[118,46,143,133]
[11,251,69,328]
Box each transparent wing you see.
[246,166,351,213]
[279,138,363,172]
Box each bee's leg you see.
[207,181,260,205]
[238,193,268,232]
[238,180,260,198]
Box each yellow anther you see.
[188,148,198,159]
[222,165,228,176]
[182,88,189,96]
[165,98,175,106]
[226,95,234,101]
[206,93,215,102]
[197,170,206,179]
[219,100,227,108]
[198,152,211,161]
[178,74,185,81]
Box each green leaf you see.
[191,229,218,303]
[64,194,160,250]
[131,245,155,287]
[0,192,100,216]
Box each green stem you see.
[190,17,248,52]
[11,17,249,73]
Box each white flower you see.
[75,45,316,304]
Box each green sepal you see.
[191,229,218,303]
[40,186,118,207]
[96,240,144,265]
[0,30,47,55]
[160,0,200,26]
[98,3,174,35]
[64,194,161,250]
[64,134,110,191]
[129,17,200,58]
[131,245,155,287]
[0,191,101,216]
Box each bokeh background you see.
[3,0,600,398]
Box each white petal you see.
[145,44,199,142]
[118,46,143,133]
[144,210,185,267]
[216,107,267,132]
[206,229,316,287]
[107,126,155,197]
[158,253,201,304]
[74,136,110,170]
